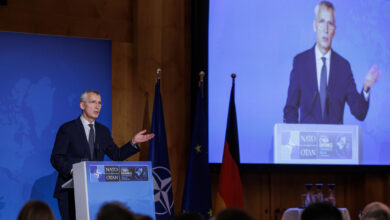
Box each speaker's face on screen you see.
[313,6,336,54]
[80,92,102,122]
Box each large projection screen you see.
[209,0,390,165]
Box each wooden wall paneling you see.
[385,174,390,205]
[333,174,345,207]
[134,0,190,214]
[270,173,306,220]
[210,171,271,218]
[342,173,365,220]
[111,41,146,162]
[270,173,341,220]
[364,173,388,204]
[161,0,191,213]
[211,172,219,216]
[241,173,270,220]
[0,0,133,41]
[211,170,390,220]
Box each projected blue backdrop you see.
[209,0,390,165]
[0,31,111,219]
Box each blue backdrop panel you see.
[0,31,111,219]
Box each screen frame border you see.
[190,0,390,171]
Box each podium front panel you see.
[73,161,156,220]
[274,123,361,165]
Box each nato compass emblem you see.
[89,165,104,183]
[152,166,174,216]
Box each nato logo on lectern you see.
[152,166,174,215]
[89,165,148,183]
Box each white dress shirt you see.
[80,115,95,143]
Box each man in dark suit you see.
[283,1,381,124]
[50,90,154,220]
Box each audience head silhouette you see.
[97,201,135,220]
[215,208,255,220]
[17,200,55,220]
[173,212,205,220]
[360,201,390,220]
[301,202,342,220]
[134,213,153,220]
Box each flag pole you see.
[156,68,162,81]
[149,67,175,219]
[231,73,236,84]
[199,71,205,86]
[215,72,244,213]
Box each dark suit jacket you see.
[283,46,369,124]
[50,117,140,199]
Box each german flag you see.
[215,74,244,212]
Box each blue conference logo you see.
[121,166,148,181]
[89,165,148,183]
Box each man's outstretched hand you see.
[364,64,382,92]
[132,130,155,145]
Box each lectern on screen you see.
[71,161,156,220]
[274,123,361,165]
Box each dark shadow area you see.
[30,171,61,220]
[139,92,151,161]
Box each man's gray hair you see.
[363,209,390,220]
[80,90,100,102]
[314,1,335,20]
[362,202,390,220]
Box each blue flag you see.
[182,78,212,218]
[148,79,174,220]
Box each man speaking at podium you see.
[51,90,154,220]
[283,1,381,124]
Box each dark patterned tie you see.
[320,57,327,120]
[88,124,95,160]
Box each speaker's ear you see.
[0,0,7,6]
